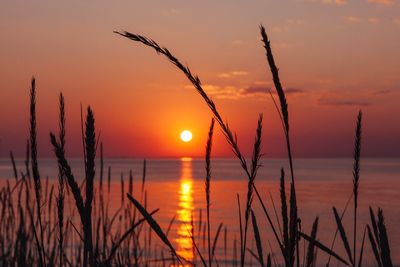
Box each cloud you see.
[368,0,395,5]
[232,71,248,76]
[202,85,242,99]
[218,71,249,78]
[202,85,270,99]
[200,84,267,100]
[199,84,305,100]
[318,98,372,106]
[241,86,271,96]
[241,87,305,97]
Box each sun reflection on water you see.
[175,157,194,266]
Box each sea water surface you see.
[0,157,399,266]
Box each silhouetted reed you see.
[251,209,265,267]
[57,93,66,267]
[367,207,393,267]
[353,111,362,266]
[0,25,396,267]
[205,118,215,267]
[29,78,47,267]
[304,217,318,267]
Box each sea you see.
[0,157,399,266]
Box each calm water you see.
[0,157,399,266]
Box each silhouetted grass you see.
[205,118,215,267]
[0,25,395,267]
[56,93,66,267]
[367,207,393,267]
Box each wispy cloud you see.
[232,71,248,76]
[240,86,271,96]
[218,71,248,78]
[202,85,242,99]
[202,85,270,99]
[368,0,395,5]
[198,84,305,100]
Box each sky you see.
[0,0,399,158]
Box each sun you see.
[180,130,193,142]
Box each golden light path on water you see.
[175,157,194,266]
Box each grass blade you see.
[333,206,353,266]
[251,210,264,267]
[289,183,298,267]
[211,222,224,261]
[305,217,319,267]
[105,208,159,263]
[369,206,380,248]
[126,193,183,265]
[10,152,18,181]
[279,168,289,263]
[327,192,353,267]
[237,194,243,267]
[299,232,349,266]
[377,208,393,267]
[165,214,176,238]
[367,225,382,267]
[252,184,285,257]
[357,227,366,267]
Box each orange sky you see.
[0,1,399,158]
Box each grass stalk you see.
[205,118,215,267]
[353,111,362,266]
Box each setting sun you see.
[180,130,192,142]
[1,2,400,265]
